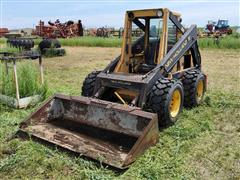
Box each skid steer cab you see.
[18,8,207,169]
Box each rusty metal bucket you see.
[18,94,159,169]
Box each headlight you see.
[157,10,163,17]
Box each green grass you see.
[34,36,122,47]
[0,38,7,45]
[0,62,47,98]
[198,33,240,49]
[34,34,239,49]
[2,34,240,49]
[0,46,22,54]
[0,48,239,179]
[58,37,122,47]
[0,90,239,179]
[42,47,66,58]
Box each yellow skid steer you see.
[18,8,206,169]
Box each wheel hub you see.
[169,89,181,118]
[197,80,204,102]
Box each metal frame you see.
[0,52,44,108]
[93,8,201,108]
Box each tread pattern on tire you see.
[182,69,203,107]
[148,78,183,126]
[7,38,34,50]
[81,71,101,97]
[38,39,61,52]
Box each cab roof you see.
[126,8,181,18]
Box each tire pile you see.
[6,38,40,60]
[7,38,34,50]
[38,39,66,57]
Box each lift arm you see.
[169,12,185,33]
[159,25,200,75]
[145,24,200,79]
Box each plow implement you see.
[18,94,159,169]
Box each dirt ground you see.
[0,47,239,179]
[43,47,120,95]
[43,47,240,94]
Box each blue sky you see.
[0,0,239,29]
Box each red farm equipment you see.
[32,19,84,38]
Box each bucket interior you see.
[49,118,138,153]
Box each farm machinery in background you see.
[96,27,114,38]
[86,27,143,38]
[3,28,34,39]
[0,28,9,37]
[32,19,84,38]
[200,19,232,37]
[86,27,119,38]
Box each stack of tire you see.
[7,38,34,50]
[22,50,40,60]
[38,39,66,57]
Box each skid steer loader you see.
[17,8,207,169]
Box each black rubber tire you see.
[23,50,40,60]
[52,39,61,48]
[41,48,66,57]
[19,39,23,48]
[148,78,184,127]
[12,39,18,47]
[7,38,34,50]
[39,39,51,51]
[81,71,101,97]
[38,39,61,52]
[54,48,66,56]
[22,39,34,50]
[182,69,206,107]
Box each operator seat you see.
[137,39,159,73]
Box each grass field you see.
[0,38,6,45]
[198,33,240,49]
[34,37,122,48]
[0,47,239,179]
[1,33,240,49]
